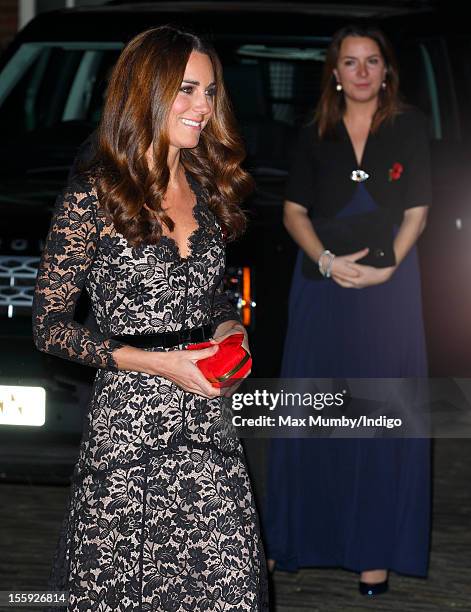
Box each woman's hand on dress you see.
[333,263,396,289]
[330,248,369,285]
[150,345,222,398]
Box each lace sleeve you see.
[211,274,241,333]
[32,176,123,370]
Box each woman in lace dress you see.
[33,26,268,611]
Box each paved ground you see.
[0,438,470,611]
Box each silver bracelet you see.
[318,249,335,277]
[325,252,336,278]
[318,249,331,277]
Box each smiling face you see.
[333,36,387,105]
[167,50,215,151]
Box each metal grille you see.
[269,61,295,123]
[0,256,40,317]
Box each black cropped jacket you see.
[285,108,432,223]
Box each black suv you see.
[0,1,470,447]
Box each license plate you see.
[0,385,46,426]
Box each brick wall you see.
[0,0,18,52]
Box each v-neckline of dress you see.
[160,170,203,262]
[340,118,371,169]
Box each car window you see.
[0,43,122,135]
[0,36,442,160]
[231,44,327,125]
[396,40,442,139]
[441,36,471,142]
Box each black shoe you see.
[359,579,389,596]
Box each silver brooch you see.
[350,169,370,182]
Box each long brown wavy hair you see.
[95,26,252,246]
[315,24,405,139]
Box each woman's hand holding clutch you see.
[332,253,396,289]
[352,264,396,288]
[149,345,223,398]
[330,248,368,286]
[212,321,250,354]
[188,321,252,395]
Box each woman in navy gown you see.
[263,25,432,595]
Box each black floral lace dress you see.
[32,172,268,612]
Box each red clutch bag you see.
[186,333,252,388]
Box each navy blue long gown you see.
[263,183,431,576]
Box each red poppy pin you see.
[388,162,404,181]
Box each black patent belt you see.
[111,323,212,349]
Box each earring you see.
[336,83,343,92]
[381,81,387,89]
